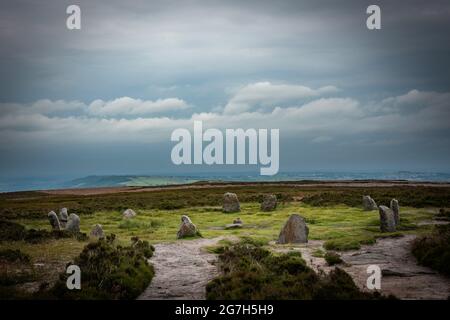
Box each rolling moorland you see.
[1,181,449,299]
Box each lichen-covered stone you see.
[260,194,277,211]
[277,214,309,244]
[66,213,80,233]
[363,195,378,211]
[379,206,396,232]
[48,211,61,231]
[177,215,199,239]
[222,193,240,213]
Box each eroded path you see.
[138,237,223,300]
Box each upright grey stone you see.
[362,195,378,211]
[66,213,80,233]
[390,199,400,225]
[59,208,68,228]
[123,208,137,219]
[223,193,240,213]
[90,224,104,239]
[261,194,277,211]
[48,211,61,231]
[379,206,396,232]
[177,215,199,239]
[277,214,309,244]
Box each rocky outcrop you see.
[222,193,240,213]
[277,214,309,244]
[260,194,277,211]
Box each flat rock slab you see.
[271,233,450,299]
[338,235,450,299]
[138,237,224,300]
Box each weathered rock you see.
[90,224,104,239]
[48,211,61,231]
[66,213,80,233]
[225,223,242,229]
[177,215,199,239]
[277,214,309,244]
[123,208,137,219]
[362,195,378,211]
[379,205,396,232]
[260,194,277,211]
[222,193,240,213]
[390,199,400,225]
[233,217,242,224]
[59,208,68,228]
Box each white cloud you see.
[88,97,189,117]
[0,88,449,146]
[223,82,338,114]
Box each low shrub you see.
[206,241,388,300]
[44,235,155,299]
[0,220,87,243]
[0,249,31,264]
[411,224,450,276]
[324,252,342,266]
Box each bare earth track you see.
[138,237,223,300]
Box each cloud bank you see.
[1,84,449,147]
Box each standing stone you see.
[390,199,400,225]
[66,213,80,233]
[59,208,68,228]
[48,211,61,231]
[223,193,240,213]
[379,206,396,232]
[90,224,104,239]
[176,215,199,239]
[362,195,378,211]
[123,208,137,219]
[261,194,277,211]
[277,214,309,244]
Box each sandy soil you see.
[40,180,450,196]
[137,237,224,300]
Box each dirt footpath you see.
[138,237,223,300]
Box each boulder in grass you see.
[90,224,104,239]
[48,211,61,231]
[362,195,378,211]
[260,194,277,211]
[123,208,137,219]
[59,208,68,228]
[277,214,309,244]
[222,192,240,213]
[177,215,200,239]
[390,199,400,225]
[233,217,242,224]
[66,213,80,233]
[379,206,396,232]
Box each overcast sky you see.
[0,0,450,178]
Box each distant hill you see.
[63,175,198,189]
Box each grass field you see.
[0,183,448,299]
